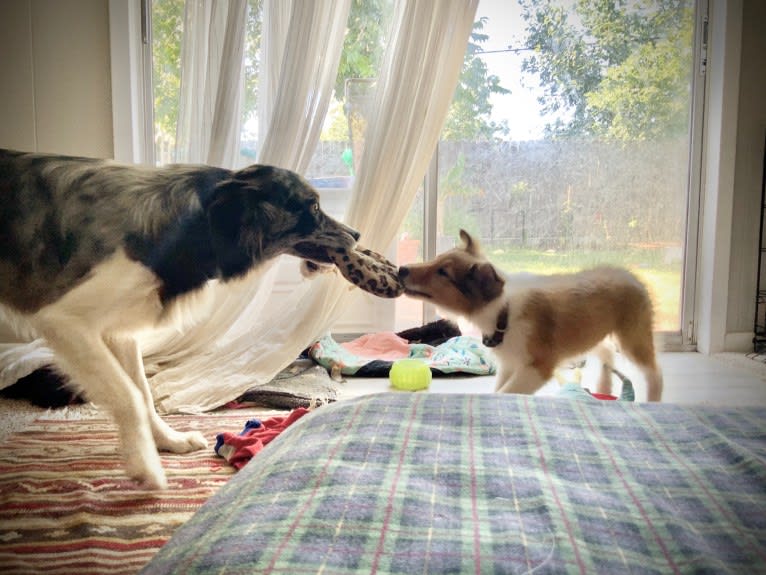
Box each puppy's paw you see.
[156,429,208,454]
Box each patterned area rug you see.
[0,411,279,575]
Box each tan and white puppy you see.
[398,230,663,401]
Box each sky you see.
[476,0,552,140]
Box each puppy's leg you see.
[593,341,615,396]
[617,333,663,402]
[496,363,550,395]
[105,335,207,453]
[37,323,166,489]
[494,363,514,392]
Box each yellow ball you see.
[389,359,432,391]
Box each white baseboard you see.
[724,332,755,353]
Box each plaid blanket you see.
[142,393,766,574]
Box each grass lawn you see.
[486,246,681,331]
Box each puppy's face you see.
[207,165,359,275]
[398,230,505,316]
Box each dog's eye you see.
[311,202,320,215]
[437,268,449,278]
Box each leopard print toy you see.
[301,246,404,298]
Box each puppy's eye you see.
[437,268,449,278]
[311,202,320,215]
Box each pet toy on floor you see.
[555,366,635,402]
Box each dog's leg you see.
[105,335,207,453]
[36,323,167,489]
[496,363,550,395]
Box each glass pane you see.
[397,0,695,333]
[151,0,184,164]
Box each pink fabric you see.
[341,332,411,361]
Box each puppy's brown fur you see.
[398,230,663,401]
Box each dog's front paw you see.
[156,429,208,454]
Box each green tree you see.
[152,0,184,139]
[333,9,509,142]
[442,18,510,141]
[242,0,263,128]
[334,0,391,101]
[519,0,694,140]
[152,0,262,143]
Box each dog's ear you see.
[207,182,245,243]
[207,181,260,278]
[459,229,482,256]
[469,261,504,301]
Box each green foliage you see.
[334,8,509,142]
[439,155,482,236]
[152,0,184,138]
[242,0,263,127]
[440,154,482,200]
[335,0,391,100]
[519,0,694,140]
[442,18,510,141]
[152,0,262,142]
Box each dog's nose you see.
[398,267,410,280]
[341,222,360,241]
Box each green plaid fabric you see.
[142,393,766,574]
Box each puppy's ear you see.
[469,262,504,301]
[459,229,482,256]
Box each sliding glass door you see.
[395,0,704,349]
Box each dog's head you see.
[206,165,360,278]
[398,229,505,316]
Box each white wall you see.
[725,0,766,350]
[0,0,113,342]
[0,0,113,157]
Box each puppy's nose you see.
[398,267,410,280]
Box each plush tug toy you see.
[301,245,404,298]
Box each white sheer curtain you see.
[145,0,355,411]
[174,0,246,167]
[150,0,479,413]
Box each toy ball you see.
[389,359,432,391]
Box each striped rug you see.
[0,411,275,575]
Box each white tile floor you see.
[335,352,766,407]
